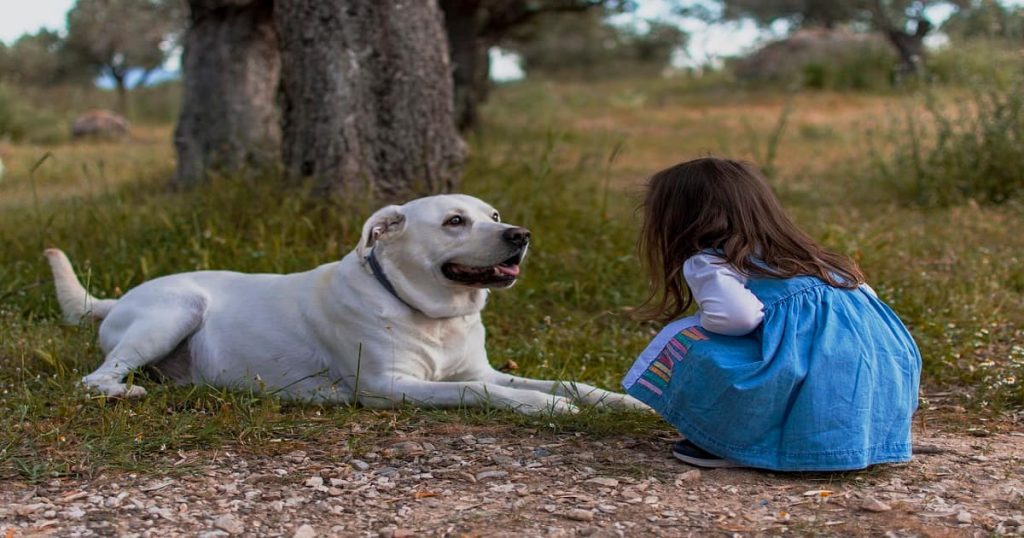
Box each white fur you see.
[47,194,647,413]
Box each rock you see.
[675,470,701,484]
[351,459,370,471]
[477,437,498,444]
[213,514,244,535]
[957,511,973,524]
[384,442,424,458]
[586,477,620,488]
[293,524,316,538]
[70,110,130,139]
[565,509,595,522]
[305,476,323,488]
[476,470,508,481]
[861,498,892,512]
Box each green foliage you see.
[0,30,94,87]
[942,0,1024,39]
[871,82,1024,206]
[503,10,687,79]
[0,85,68,144]
[927,38,1024,87]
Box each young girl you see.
[623,157,921,471]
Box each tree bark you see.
[441,1,492,132]
[275,0,466,198]
[884,19,932,77]
[173,0,281,186]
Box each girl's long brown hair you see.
[637,157,864,324]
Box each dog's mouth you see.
[442,251,524,288]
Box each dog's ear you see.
[357,205,406,259]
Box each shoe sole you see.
[672,450,743,469]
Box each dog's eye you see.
[492,212,500,222]
[444,215,464,227]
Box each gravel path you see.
[2,421,1022,537]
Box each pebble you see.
[675,470,701,483]
[293,523,316,538]
[476,470,509,481]
[585,477,619,488]
[862,498,892,512]
[213,514,244,535]
[350,460,370,471]
[957,511,973,524]
[305,476,323,488]
[565,509,595,522]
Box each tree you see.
[943,0,1024,39]
[504,11,686,79]
[439,0,624,131]
[65,0,185,112]
[274,0,466,197]
[173,0,280,185]
[0,30,93,86]
[709,0,970,75]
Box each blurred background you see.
[0,0,1021,476]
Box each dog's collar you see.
[366,249,418,312]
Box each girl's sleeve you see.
[683,254,764,336]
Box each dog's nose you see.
[502,227,531,247]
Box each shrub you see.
[927,39,1024,88]
[872,81,1024,206]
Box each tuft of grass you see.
[871,81,1024,206]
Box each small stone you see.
[327,487,344,496]
[675,470,701,484]
[213,514,244,535]
[957,511,973,524]
[477,437,498,444]
[351,460,370,471]
[65,506,86,519]
[476,470,508,481]
[585,477,619,488]
[565,509,595,522]
[861,498,892,512]
[304,476,323,488]
[384,442,424,458]
[643,495,660,505]
[293,523,316,538]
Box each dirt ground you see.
[1,411,1022,538]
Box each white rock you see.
[305,476,324,488]
[351,460,370,471]
[293,524,317,538]
[214,514,244,535]
[957,511,973,524]
[585,477,619,488]
[565,509,595,522]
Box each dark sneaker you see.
[672,439,742,468]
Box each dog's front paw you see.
[518,395,578,415]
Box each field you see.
[1,78,1022,535]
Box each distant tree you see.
[708,0,970,75]
[274,0,466,197]
[65,0,185,111]
[942,0,1024,39]
[439,0,628,131]
[504,10,686,79]
[0,30,92,86]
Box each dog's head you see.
[356,194,529,317]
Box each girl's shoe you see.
[672,439,743,468]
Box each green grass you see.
[1,76,1022,481]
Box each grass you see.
[1,76,1022,481]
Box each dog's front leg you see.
[355,376,579,415]
[483,370,650,411]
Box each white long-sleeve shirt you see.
[683,253,879,336]
[683,253,764,336]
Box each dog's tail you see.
[44,248,117,324]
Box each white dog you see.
[46,194,645,414]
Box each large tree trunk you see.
[884,21,931,78]
[441,0,492,132]
[275,0,466,198]
[174,0,281,186]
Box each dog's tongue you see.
[496,264,520,277]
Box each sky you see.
[3,0,1023,82]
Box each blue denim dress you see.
[623,275,922,471]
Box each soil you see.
[1,415,1022,537]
